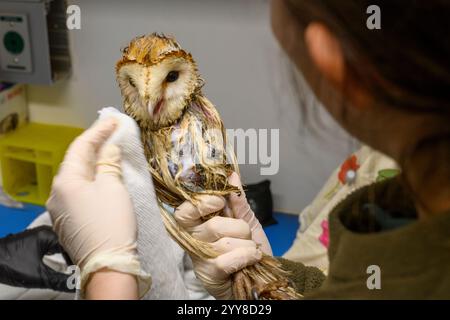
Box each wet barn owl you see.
[116,33,299,300]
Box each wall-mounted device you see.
[0,0,71,84]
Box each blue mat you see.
[0,203,45,237]
[263,213,299,256]
[0,204,299,257]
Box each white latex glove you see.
[174,172,271,299]
[46,118,151,295]
[225,172,273,256]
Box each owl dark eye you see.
[128,77,136,88]
[166,71,179,82]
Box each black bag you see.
[244,180,277,227]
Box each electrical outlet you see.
[0,13,33,73]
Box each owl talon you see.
[251,287,259,300]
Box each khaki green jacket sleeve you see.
[277,257,326,295]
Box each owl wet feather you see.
[116,33,300,300]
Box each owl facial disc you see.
[116,33,202,130]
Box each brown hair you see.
[285,0,450,212]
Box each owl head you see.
[116,33,203,130]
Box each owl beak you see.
[149,98,164,117]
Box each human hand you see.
[0,226,72,292]
[174,172,271,299]
[47,118,150,295]
[225,172,272,256]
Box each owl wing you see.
[190,95,239,175]
[148,94,240,207]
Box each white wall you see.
[27,0,357,213]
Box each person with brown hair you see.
[267,0,450,298]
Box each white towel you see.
[98,107,190,299]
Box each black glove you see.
[0,226,74,292]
